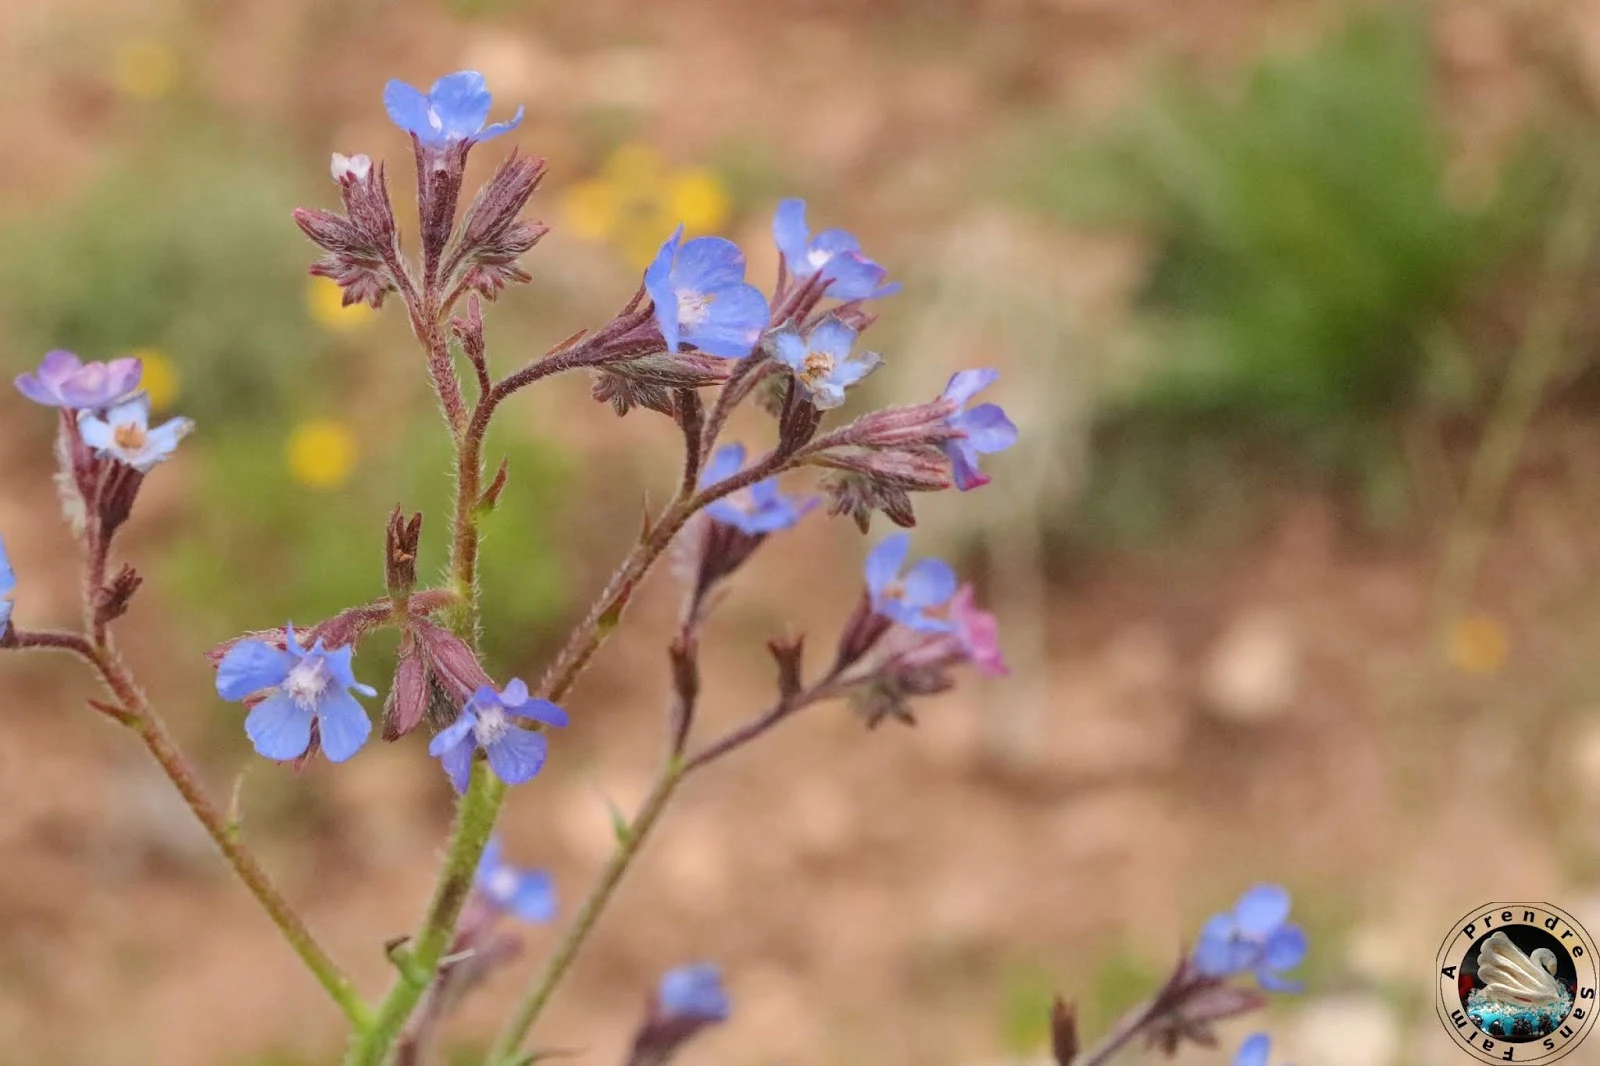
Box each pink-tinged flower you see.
[0,536,14,640]
[15,350,142,409]
[939,369,1018,491]
[950,586,1006,675]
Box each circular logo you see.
[1436,902,1598,1063]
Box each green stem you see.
[93,643,370,1026]
[487,760,685,1064]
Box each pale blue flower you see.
[77,396,193,472]
[475,837,557,923]
[216,625,377,763]
[772,199,899,301]
[702,443,817,535]
[1234,1033,1288,1066]
[0,537,14,640]
[1194,884,1308,992]
[429,678,569,792]
[384,71,524,147]
[646,226,769,358]
[658,963,730,1024]
[940,369,1017,491]
[772,320,880,409]
[864,533,957,633]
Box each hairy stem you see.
[90,642,369,1026]
[487,760,685,1064]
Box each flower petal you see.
[477,105,524,142]
[670,236,747,296]
[508,869,557,923]
[943,368,1000,406]
[383,79,433,139]
[245,693,315,761]
[440,737,475,793]
[428,711,478,757]
[427,70,493,139]
[807,320,858,361]
[684,283,769,358]
[216,640,295,700]
[485,727,549,785]
[322,644,377,698]
[510,698,569,729]
[1233,1033,1272,1066]
[865,534,909,598]
[646,226,685,352]
[1233,884,1293,938]
[500,678,530,707]
[772,330,809,372]
[942,439,990,492]
[772,199,811,273]
[956,404,1018,454]
[701,443,747,487]
[901,558,957,610]
[1192,913,1239,976]
[1264,923,1309,971]
[315,687,372,763]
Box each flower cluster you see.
[0,64,1299,1066]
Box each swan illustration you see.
[1477,931,1564,1007]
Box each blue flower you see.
[77,396,193,472]
[772,320,880,410]
[429,678,569,793]
[772,199,900,301]
[216,625,378,764]
[657,963,730,1024]
[474,837,557,923]
[864,533,957,633]
[1234,1033,1286,1066]
[940,369,1018,491]
[645,225,769,358]
[384,71,524,148]
[701,443,817,535]
[1194,884,1309,992]
[0,537,14,641]
[15,350,143,409]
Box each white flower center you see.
[677,290,715,327]
[485,867,520,901]
[472,704,511,747]
[283,656,332,710]
[426,106,444,132]
[799,350,835,387]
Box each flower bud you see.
[331,152,373,184]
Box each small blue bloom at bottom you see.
[429,678,570,792]
[658,963,730,1024]
[864,533,957,633]
[1194,883,1308,992]
[474,837,557,923]
[1234,1033,1287,1066]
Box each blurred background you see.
[4,0,1600,1063]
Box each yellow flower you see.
[1446,612,1509,676]
[129,347,179,411]
[113,38,178,101]
[561,142,730,270]
[306,277,374,333]
[287,419,358,490]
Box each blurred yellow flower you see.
[287,419,358,490]
[306,277,374,333]
[561,143,730,270]
[113,38,178,101]
[1446,612,1508,676]
[129,347,179,411]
